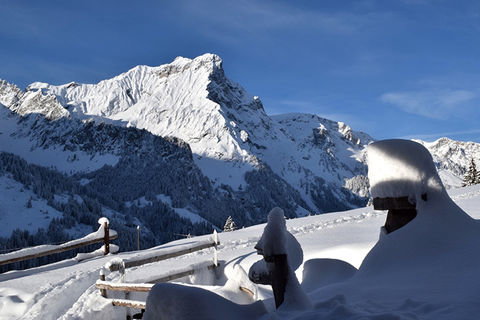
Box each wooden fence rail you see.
[98,231,221,315]
[107,230,219,272]
[112,299,146,310]
[0,217,117,268]
[96,281,153,293]
[96,262,217,294]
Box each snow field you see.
[0,183,478,319]
[0,175,63,238]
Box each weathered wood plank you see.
[239,286,255,297]
[96,263,217,293]
[96,281,154,292]
[111,299,146,309]
[147,269,195,284]
[97,262,217,294]
[148,262,217,284]
[0,234,118,266]
[108,241,218,271]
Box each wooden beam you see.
[239,286,255,297]
[96,281,153,292]
[109,241,217,272]
[147,269,195,284]
[148,263,217,284]
[0,234,118,266]
[111,299,146,309]
[96,263,217,292]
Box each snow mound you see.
[303,139,480,319]
[301,258,357,293]
[143,283,267,320]
[368,139,445,202]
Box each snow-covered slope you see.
[1,184,479,319]
[0,174,63,238]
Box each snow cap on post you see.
[98,217,109,226]
[368,139,444,204]
[256,207,287,257]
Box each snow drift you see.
[304,139,480,319]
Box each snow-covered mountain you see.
[0,53,479,256]
[12,54,374,213]
[416,138,480,188]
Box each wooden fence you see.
[0,217,117,268]
[96,230,220,312]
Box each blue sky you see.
[1,0,479,142]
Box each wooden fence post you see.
[136,225,140,251]
[99,269,107,298]
[98,217,110,255]
[213,230,219,267]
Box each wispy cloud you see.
[181,0,391,43]
[380,89,476,119]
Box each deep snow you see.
[0,182,478,319]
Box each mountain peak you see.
[190,53,223,66]
[154,53,223,78]
[0,79,22,107]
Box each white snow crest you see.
[256,207,287,256]
[97,217,109,226]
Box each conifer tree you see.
[223,216,237,232]
[463,158,479,186]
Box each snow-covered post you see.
[98,217,110,255]
[249,207,308,309]
[213,230,219,267]
[251,208,289,308]
[136,225,141,251]
[269,254,288,308]
[99,268,107,298]
[118,260,126,283]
